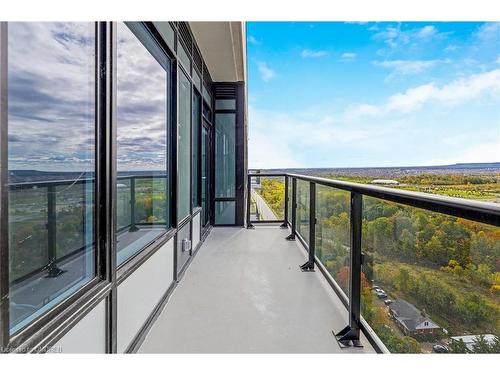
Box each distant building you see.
[450,334,497,351]
[388,299,440,336]
[370,179,399,185]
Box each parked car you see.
[383,299,393,306]
[433,344,449,353]
[371,285,380,290]
[376,291,387,299]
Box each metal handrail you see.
[246,172,500,352]
[249,172,500,226]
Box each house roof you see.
[389,299,439,332]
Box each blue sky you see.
[247,22,500,168]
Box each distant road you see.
[251,189,278,221]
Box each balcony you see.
[138,226,376,353]
[7,171,500,353]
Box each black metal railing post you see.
[280,175,289,229]
[285,177,296,241]
[45,184,64,278]
[129,177,138,232]
[334,192,363,348]
[246,174,254,229]
[300,181,315,272]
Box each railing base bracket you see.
[300,260,315,272]
[129,226,140,232]
[279,222,288,229]
[246,224,255,229]
[45,263,66,278]
[333,327,363,348]
[285,234,295,241]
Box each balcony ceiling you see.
[189,22,246,83]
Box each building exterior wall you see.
[0,21,245,353]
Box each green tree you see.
[450,339,469,353]
[471,335,493,353]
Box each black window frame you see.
[0,21,218,353]
[114,22,175,271]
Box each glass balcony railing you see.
[246,172,500,353]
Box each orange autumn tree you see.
[336,266,369,291]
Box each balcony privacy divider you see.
[246,173,288,228]
[246,172,500,352]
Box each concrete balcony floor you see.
[138,226,376,353]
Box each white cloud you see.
[373,59,442,76]
[475,22,500,43]
[347,69,500,117]
[247,35,259,45]
[371,24,449,55]
[417,25,437,38]
[341,52,357,61]
[257,61,275,82]
[301,49,327,58]
[444,44,458,53]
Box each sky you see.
[247,22,500,169]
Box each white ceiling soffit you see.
[189,22,246,83]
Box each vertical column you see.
[96,21,117,354]
[129,177,138,231]
[45,184,64,277]
[334,191,363,348]
[285,177,296,241]
[246,174,254,229]
[300,181,315,272]
[0,21,9,349]
[280,175,288,229]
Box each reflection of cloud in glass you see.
[8,22,95,171]
[117,22,167,172]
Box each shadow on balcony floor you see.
[139,226,375,353]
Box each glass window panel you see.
[202,104,211,122]
[192,92,201,208]
[7,22,96,332]
[201,126,209,227]
[215,113,236,198]
[153,22,175,52]
[178,42,191,72]
[116,22,169,265]
[215,201,235,225]
[215,99,236,111]
[203,85,212,108]
[193,70,201,91]
[177,70,191,221]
